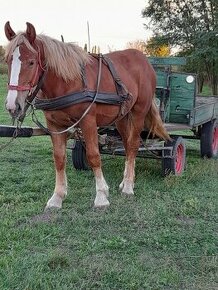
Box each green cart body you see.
[149,57,218,130]
[146,56,218,175]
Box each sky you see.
[1,0,151,53]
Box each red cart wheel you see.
[162,137,186,176]
[200,119,218,158]
[212,127,218,154]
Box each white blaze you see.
[6,46,21,112]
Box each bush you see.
[0,63,8,75]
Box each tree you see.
[0,45,5,62]
[193,30,218,94]
[142,0,218,94]
[84,43,88,52]
[91,45,100,54]
[146,36,170,56]
[126,37,170,56]
[126,39,147,53]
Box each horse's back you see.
[106,49,155,76]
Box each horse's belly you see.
[96,104,120,126]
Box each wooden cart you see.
[72,57,218,175]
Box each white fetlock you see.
[45,193,63,210]
[94,191,110,208]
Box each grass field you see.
[0,74,217,289]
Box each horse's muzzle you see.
[7,103,22,119]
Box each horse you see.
[4,22,169,210]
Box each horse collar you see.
[34,54,131,111]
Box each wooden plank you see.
[32,128,49,136]
[155,71,169,88]
[149,57,187,66]
[196,96,218,106]
[164,123,191,131]
[169,72,196,124]
[0,125,48,137]
[192,97,218,126]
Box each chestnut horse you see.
[4,22,169,209]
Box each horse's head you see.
[4,22,45,120]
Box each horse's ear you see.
[5,21,16,41]
[26,22,36,44]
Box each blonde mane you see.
[5,33,91,82]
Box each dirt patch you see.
[176,215,196,226]
[28,209,62,225]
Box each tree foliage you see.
[0,46,5,62]
[126,40,147,53]
[142,0,218,94]
[146,36,170,57]
[126,37,170,56]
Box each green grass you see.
[0,75,218,289]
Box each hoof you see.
[121,191,134,198]
[45,194,63,210]
[94,191,110,209]
[121,186,134,197]
[119,181,134,192]
[93,202,110,210]
[120,181,134,197]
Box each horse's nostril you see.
[7,103,22,118]
[8,108,13,114]
[15,103,21,112]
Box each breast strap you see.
[34,90,128,110]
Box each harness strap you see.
[35,54,130,112]
[91,53,129,97]
[102,55,129,97]
[34,90,124,110]
[18,70,47,122]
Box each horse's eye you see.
[29,60,35,66]
[5,57,10,64]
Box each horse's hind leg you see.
[116,112,144,196]
[80,117,110,208]
[45,133,68,209]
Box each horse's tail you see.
[144,99,170,141]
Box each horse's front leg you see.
[80,119,110,208]
[45,133,68,209]
[93,167,110,208]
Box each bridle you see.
[7,45,47,123]
[8,46,46,92]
